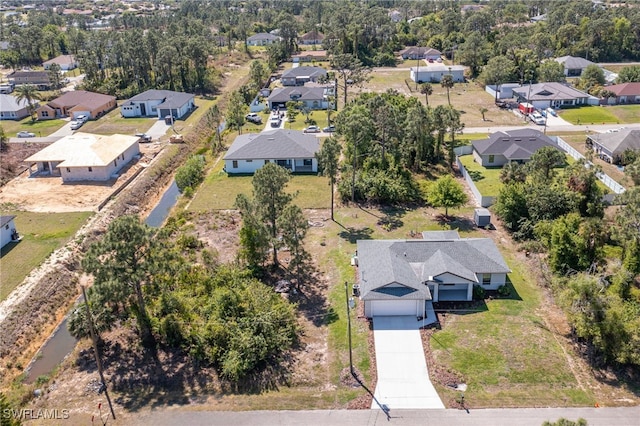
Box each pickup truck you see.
[169,134,184,143]
[135,133,152,143]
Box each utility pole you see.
[82,286,116,421]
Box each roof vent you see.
[268,137,275,140]
[403,252,407,256]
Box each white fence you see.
[456,155,496,207]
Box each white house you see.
[410,64,465,83]
[24,133,140,182]
[0,215,19,248]
[120,90,195,120]
[511,82,599,109]
[267,85,333,111]
[247,33,282,46]
[356,231,511,317]
[224,129,319,174]
[0,94,33,120]
[42,54,77,71]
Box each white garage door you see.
[371,300,417,316]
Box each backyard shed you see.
[474,208,491,227]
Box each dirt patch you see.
[0,142,50,187]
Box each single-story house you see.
[291,50,329,63]
[399,46,442,61]
[511,82,599,109]
[601,82,640,105]
[24,132,140,182]
[587,128,640,164]
[281,66,327,86]
[472,129,558,167]
[298,30,325,45]
[36,90,116,120]
[410,64,465,83]
[120,90,195,119]
[42,54,77,71]
[7,71,51,90]
[554,56,597,77]
[355,230,511,317]
[224,129,319,174]
[0,215,19,248]
[247,33,282,46]
[267,86,332,110]
[0,94,35,120]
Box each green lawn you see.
[606,104,640,124]
[187,159,331,211]
[558,106,623,125]
[1,117,66,138]
[458,154,503,197]
[0,209,93,301]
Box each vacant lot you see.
[0,209,92,301]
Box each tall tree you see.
[47,63,63,90]
[330,53,371,106]
[316,137,342,221]
[440,74,454,106]
[427,175,468,217]
[14,84,42,122]
[235,193,269,271]
[226,90,247,134]
[526,146,566,184]
[538,60,567,83]
[420,83,433,106]
[253,163,293,265]
[278,204,310,288]
[81,216,159,347]
[480,55,515,102]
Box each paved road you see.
[134,407,640,426]
[464,123,640,134]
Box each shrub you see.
[473,285,486,300]
[175,155,206,192]
[497,285,511,297]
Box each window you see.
[232,160,238,168]
[482,274,491,285]
[488,155,495,164]
[113,160,117,166]
[88,167,93,172]
[246,159,253,163]
[303,159,312,166]
[42,111,49,117]
[66,168,70,173]
[264,160,269,164]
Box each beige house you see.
[36,90,117,120]
[25,133,140,182]
[42,54,77,71]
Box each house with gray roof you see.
[267,86,332,111]
[247,33,282,46]
[511,82,599,109]
[587,128,640,164]
[224,129,319,174]
[554,56,597,77]
[281,66,327,86]
[120,89,195,119]
[0,94,34,120]
[472,129,559,167]
[399,46,442,61]
[7,71,51,90]
[355,231,511,317]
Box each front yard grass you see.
[1,117,66,137]
[187,159,330,211]
[558,106,623,125]
[0,209,93,302]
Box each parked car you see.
[529,112,546,125]
[269,117,282,128]
[169,134,184,143]
[303,125,320,133]
[546,107,557,117]
[245,113,262,124]
[70,120,83,130]
[17,131,35,138]
[322,125,336,133]
[75,114,89,123]
[135,133,152,143]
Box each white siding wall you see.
[121,99,164,118]
[226,158,317,174]
[61,143,139,182]
[1,219,17,248]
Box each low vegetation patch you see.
[558,106,622,125]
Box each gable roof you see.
[0,215,16,227]
[43,54,76,67]
[8,70,49,80]
[247,32,281,42]
[588,129,640,155]
[357,233,511,301]
[554,55,596,70]
[472,129,557,160]
[281,66,327,79]
[268,86,326,103]
[606,82,640,97]
[224,129,319,161]
[25,133,138,168]
[512,82,592,101]
[0,94,31,111]
[124,90,194,108]
[48,90,115,110]
[400,46,441,56]
[299,30,325,41]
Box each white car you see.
[529,112,546,125]
[70,120,83,130]
[269,117,282,128]
[75,114,89,123]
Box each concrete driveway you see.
[371,316,445,410]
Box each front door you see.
[140,103,146,116]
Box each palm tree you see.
[480,107,488,121]
[440,74,454,106]
[420,83,433,106]
[14,84,42,122]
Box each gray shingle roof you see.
[124,90,194,108]
[0,94,30,111]
[281,66,327,79]
[0,215,16,227]
[247,33,281,41]
[554,56,596,70]
[588,129,640,156]
[512,82,592,102]
[224,129,319,160]
[472,129,557,160]
[268,86,326,103]
[356,233,511,301]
